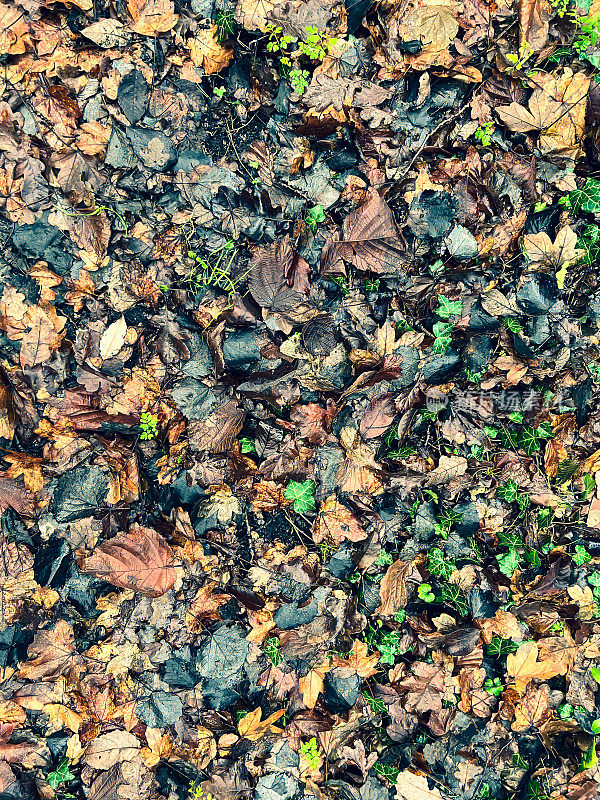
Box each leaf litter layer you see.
[4,0,600,798]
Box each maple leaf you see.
[65,269,96,313]
[512,684,552,732]
[188,25,234,74]
[335,193,406,273]
[330,640,379,678]
[497,69,589,159]
[238,707,285,741]
[506,641,568,694]
[127,0,178,35]
[79,524,177,597]
[397,661,446,714]
[2,452,43,492]
[523,226,582,270]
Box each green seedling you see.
[140,412,159,440]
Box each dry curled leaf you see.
[335,193,407,273]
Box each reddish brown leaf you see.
[79,524,176,597]
[336,193,406,273]
[359,393,397,439]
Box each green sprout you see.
[140,412,159,441]
[305,204,325,233]
[474,122,493,147]
[300,737,320,770]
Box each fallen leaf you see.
[376,558,420,617]
[238,707,285,741]
[79,524,176,597]
[100,316,128,361]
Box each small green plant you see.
[318,539,337,561]
[378,630,407,663]
[213,85,226,99]
[373,762,400,784]
[284,479,316,513]
[434,508,462,540]
[558,703,575,719]
[487,637,519,657]
[496,479,531,512]
[189,781,214,800]
[588,571,600,602]
[428,548,455,580]
[474,122,493,147]
[573,13,600,67]
[305,204,325,233]
[580,739,598,771]
[140,412,159,441]
[264,637,283,666]
[47,759,75,790]
[289,68,310,95]
[573,544,592,566]
[363,692,387,714]
[239,437,256,453]
[484,678,503,697]
[589,363,600,383]
[550,0,570,17]
[563,177,600,214]
[418,582,435,602]
[577,224,600,266]
[298,26,337,59]
[300,737,320,770]
[215,9,235,41]
[432,321,453,354]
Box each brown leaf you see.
[18,620,84,681]
[512,684,552,732]
[376,558,420,617]
[396,661,446,714]
[516,0,551,53]
[188,401,245,453]
[188,25,234,74]
[506,641,568,694]
[360,393,397,439]
[395,770,444,800]
[313,495,367,545]
[299,660,332,709]
[186,582,230,630]
[336,193,406,273]
[79,524,176,597]
[330,640,379,678]
[248,236,304,312]
[127,0,178,34]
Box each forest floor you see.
[2,0,600,798]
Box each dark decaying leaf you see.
[302,314,337,356]
[336,193,407,273]
[249,236,305,312]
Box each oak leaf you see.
[79,524,176,597]
[238,707,285,741]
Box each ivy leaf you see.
[440,583,469,616]
[436,296,463,319]
[47,759,75,789]
[487,637,519,657]
[428,548,455,580]
[284,480,316,513]
[568,177,600,214]
[497,548,522,577]
[496,479,520,503]
[305,204,325,233]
